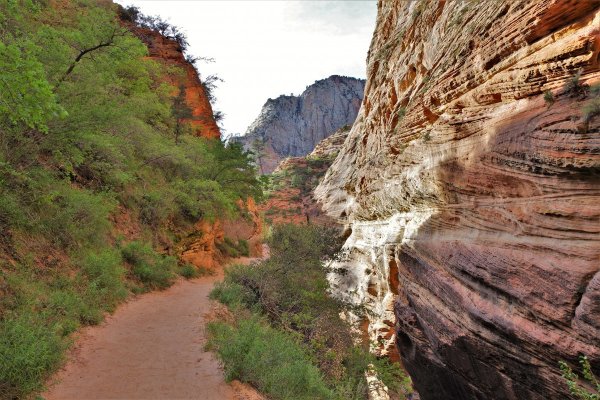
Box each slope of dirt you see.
[42,269,261,400]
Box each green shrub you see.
[207,317,334,400]
[217,237,250,258]
[0,316,64,399]
[583,99,600,124]
[560,356,600,400]
[211,225,413,399]
[121,241,175,290]
[177,263,209,279]
[565,72,589,99]
[543,90,555,106]
[80,248,128,312]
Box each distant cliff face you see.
[317,1,600,399]
[126,24,221,140]
[260,127,349,226]
[234,75,365,173]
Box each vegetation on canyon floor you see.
[208,224,413,400]
[0,0,260,398]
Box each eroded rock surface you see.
[316,1,600,399]
[233,75,365,173]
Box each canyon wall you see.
[316,1,600,399]
[233,75,365,173]
[126,23,221,140]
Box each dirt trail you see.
[43,259,261,400]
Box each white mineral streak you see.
[327,210,434,357]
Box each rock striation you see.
[316,1,600,399]
[233,75,365,173]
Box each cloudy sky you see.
[115,1,377,137]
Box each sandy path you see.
[43,273,236,400]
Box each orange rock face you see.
[126,24,221,140]
[316,1,600,399]
[222,198,264,258]
[180,220,224,270]
[180,199,263,271]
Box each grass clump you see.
[208,317,334,400]
[217,237,250,258]
[0,316,64,399]
[177,263,209,279]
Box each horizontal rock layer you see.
[317,1,600,399]
[233,75,365,173]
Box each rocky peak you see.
[233,75,365,173]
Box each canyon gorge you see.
[2,0,599,399]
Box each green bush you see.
[80,248,128,312]
[217,237,250,258]
[543,90,555,106]
[121,241,176,290]
[208,317,334,400]
[0,316,64,399]
[177,263,209,279]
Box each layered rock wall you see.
[317,1,600,399]
[233,75,365,173]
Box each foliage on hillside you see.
[209,224,413,400]
[0,1,260,397]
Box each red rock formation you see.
[316,1,600,399]
[180,199,263,271]
[125,24,221,140]
[179,220,224,271]
[260,128,348,226]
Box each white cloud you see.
[115,0,377,136]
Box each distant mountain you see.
[233,75,365,173]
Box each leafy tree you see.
[251,137,267,174]
[172,85,193,144]
[0,41,61,130]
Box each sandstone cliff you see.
[233,75,365,173]
[125,23,221,140]
[316,1,600,399]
